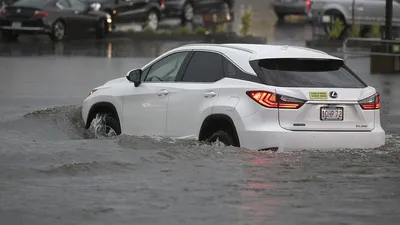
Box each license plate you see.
[322,15,331,23]
[320,107,343,121]
[12,22,21,28]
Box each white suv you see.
[82,43,385,151]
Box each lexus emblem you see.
[329,91,338,99]
[16,9,21,13]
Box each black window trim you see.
[249,58,369,88]
[176,49,262,84]
[176,49,225,83]
[141,50,193,83]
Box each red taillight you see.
[302,0,312,11]
[33,11,48,18]
[359,93,380,110]
[160,0,165,8]
[246,91,306,109]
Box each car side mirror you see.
[126,69,142,87]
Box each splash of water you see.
[89,114,117,139]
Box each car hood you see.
[103,77,129,86]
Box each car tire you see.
[1,30,19,41]
[95,18,107,39]
[206,130,235,146]
[143,9,159,31]
[181,2,194,23]
[97,113,121,136]
[49,20,65,42]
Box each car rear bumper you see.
[236,114,386,151]
[0,19,51,34]
[271,2,306,15]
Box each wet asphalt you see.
[0,16,400,225]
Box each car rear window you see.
[13,0,53,7]
[255,58,367,88]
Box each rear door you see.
[164,51,223,138]
[257,58,377,131]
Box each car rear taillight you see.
[33,11,48,18]
[246,91,306,109]
[160,0,165,8]
[302,0,312,11]
[359,93,380,110]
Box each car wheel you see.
[50,20,65,42]
[95,113,121,137]
[206,130,235,146]
[143,10,159,31]
[1,30,19,41]
[95,19,107,39]
[182,2,194,23]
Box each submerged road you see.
[0,27,400,225]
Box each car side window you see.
[69,0,86,10]
[181,51,224,82]
[222,57,262,83]
[57,0,71,8]
[144,52,189,82]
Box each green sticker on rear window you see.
[309,92,328,100]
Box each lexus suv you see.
[82,43,385,151]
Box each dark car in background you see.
[163,0,235,24]
[81,0,164,30]
[271,0,311,21]
[0,0,112,41]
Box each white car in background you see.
[82,43,385,151]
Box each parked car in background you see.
[163,0,235,24]
[309,0,400,39]
[0,0,112,41]
[271,0,311,21]
[81,0,163,30]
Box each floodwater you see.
[0,36,400,225]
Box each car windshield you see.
[255,58,367,88]
[13,0,53,7]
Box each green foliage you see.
[179,27,190,35]
[195,26,208,35]
[240,9,252,36]
[370,24,381,38]
[350,23,361,37]
[327,18,345,40]
[216,24,226,33]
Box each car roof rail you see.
[181,43,255,54]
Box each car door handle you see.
[203,91,216,98]
[157,89,169,96]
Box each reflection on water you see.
[237,152,279,223]
[0,37,198,58]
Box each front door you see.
[123,51,191,136]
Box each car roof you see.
[170,43,342,75]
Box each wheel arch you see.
[323,5,348,23]
[198,114,240,147]
[85,101,120,129]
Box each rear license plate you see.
[320,107,343,121]
[12,22,21,28]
